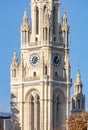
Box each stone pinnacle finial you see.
[12,50,18,65]
[23,10,28,25]
[62,10,67,25]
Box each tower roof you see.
[75,70,82,86]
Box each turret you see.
[10,51,19,78]
[59,11,69,46]
[71,71,85,114]
[20,11,30,47]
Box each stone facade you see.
[10,0,72,130]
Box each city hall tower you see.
[10,0,72,130]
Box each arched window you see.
[36,7,39,34]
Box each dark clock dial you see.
[52,53,61,67]
[30,53,40,66]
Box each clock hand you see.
[56,56,61,63]
[56,56,59,63]
[33,56,37,63]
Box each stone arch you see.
[25,88,40,102]
[53,88,66,129]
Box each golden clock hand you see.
[33,56,37,63]
[56,56,59,62]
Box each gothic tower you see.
[71,71,85,114]
[10,0,72,130]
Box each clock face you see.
[30,53,40,66]
[52,53,61,67]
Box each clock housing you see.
[52,53,62,67]
[30,53,40,66]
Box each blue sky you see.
[0,0,88,112]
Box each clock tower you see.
[10,0,72,130]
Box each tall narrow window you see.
[46,27,47,40]
[25,30,27,43]
[31,96,34,130]
[36,7,39,34]
[37,95,40,130]
[43,28,44,40]
[44,65,47,75]
[43,6,46,20]
[78,99,80,109]
[56,95,59,125]
[72,99,75,109]
[53,7,55,34]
